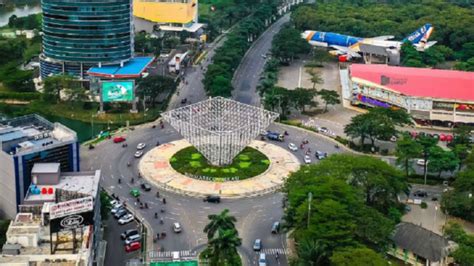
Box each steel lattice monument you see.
[162,97,279,166]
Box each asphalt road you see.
[232,14,291,106]
[103,215,141,266]
[80,122,344,266]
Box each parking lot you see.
[103,213,142,266]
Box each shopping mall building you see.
[341,64,474,126]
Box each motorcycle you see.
[127,162,131,167]
[122,143,128,148]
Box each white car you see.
[137,143,146,150]
[304,155,311,164]
[118,214,134,225]
[288,143,298,151]
[110,204,123,214]
[134,150,144,158]
[173,222,182,233]
[416,159,426,166]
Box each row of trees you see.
[203,0,281,97]
[284,154,408,265]
[292,2,474,71]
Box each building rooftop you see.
[25,170,101,203]
[0,114,77,155]
[351,64,474,102]
[87,56,154,78]
[392,222,456,262]
[32,163,61,174]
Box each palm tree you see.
[293,239,329,266]
[204,209,237,240]
[207,228,242,266]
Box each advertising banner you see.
[102,80,134,102]
[50,211,94,233]
[50,197,93,220]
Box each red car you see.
[113,136,126,143]
[125,241,141,252]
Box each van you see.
[258,253,266,266]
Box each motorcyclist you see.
[118,178,121,184]
[160,218,164,224]
[156,191,160,198]
[155,212,158,219]
[162,198,166,204]
[131,177,134,183]
[127,161,131,167]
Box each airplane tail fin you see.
[403,23,434,44]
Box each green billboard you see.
[101,80,134,102]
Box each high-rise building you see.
[40,0,134,79]
[0,115,79,218]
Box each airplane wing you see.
[414,41,437,51]
[370,35,395,41]
[329,45,361,58]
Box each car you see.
[136,143,146,150]
[288,143,298,151]
[114,209,128,219]
[416,159,426,166]
[125,241,141,253]
[111,205,124,214]
[181,98,188,104]
[261,54,267,59]
[173,222,182,233]
[258,253,267,266]
[110,199,119,206]
[125,234,141,245]
[121,229,139,240]
[315,151,327,160]
[253,239,262,251]
[141,182,152,191]
[134,150,144,158]
[390,135,398,142]
[119,214,134,225]
[271,221,280,234]
[304,155,311,164]
[413,190,428,197]
[130,189,140,197]
[318,127,329,134]
[203,195,221,203]
[113,136,126,143]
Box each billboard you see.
[102,80,134,102]
[50,197,94,220]
[50,211,94,233]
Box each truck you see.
[266,131,284,142]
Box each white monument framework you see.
[162,97,279,166]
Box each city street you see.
[80,122,344,266]
[232,14,291,106]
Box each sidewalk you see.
[138,140,300,198]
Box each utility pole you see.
[307,192,313,229]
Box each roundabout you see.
[139,139,300,198]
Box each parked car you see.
[203,195,221,203]
[271,221,280,234]
[288,143,298,151]
[413,190,428,197]
[114,209,128,219]
[134,150,144,158]
[318,127,329,134]
[136,143,146,150]
[258,253,267,266]
[315,151,327,160]
[141,182,152,191]
[253,239,262,251]
[111,205,124,214]
[125,234,141,245]
[119,214,134,225]
[304,155,311,164]
[130,189,140,197]
[125,241,141,253]
[121,229,139,240]
[390,136,397,142]
[113,136,126,143]
[173,222,182,233]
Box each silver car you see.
[134,150,144,158]
[137,143,146,150]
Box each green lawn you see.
[170,146,270,181]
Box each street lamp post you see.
[307,192,313,229]
[424,160,430,185]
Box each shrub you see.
[420,202,428,209]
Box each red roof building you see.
[350,64,474,102]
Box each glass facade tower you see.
[40,0,133,79]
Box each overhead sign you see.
[102,80,134,102]
[50,211,94,233]
[50,197,93,220]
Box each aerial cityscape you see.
[0,0,473,266]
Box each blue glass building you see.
[40,0,133,79]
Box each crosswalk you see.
[149,250,196,258]
[259,248,289,255]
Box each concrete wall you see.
[34,172,60,185]
[0,153,18,218]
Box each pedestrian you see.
[156,191,160,198]
[162,198,166,204]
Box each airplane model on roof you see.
[301,23,437,59]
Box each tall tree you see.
[203,209,237,240]
[206,228,242,266]
[306,68,323,89]
[344,111,396,149]
[293,239,329,266]
[396,134,423,177]
[292,87,317,112]
[415,135,438,177]
[428,146,459,178]
[136,75,176,107]
[317,89,340,112]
